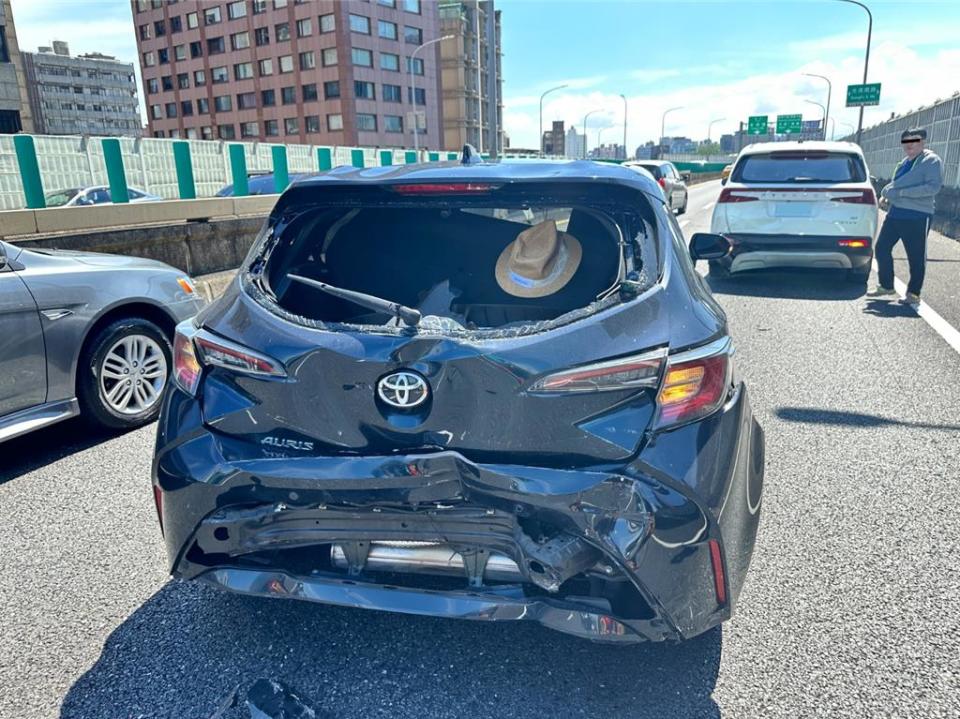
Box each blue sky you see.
[499,0,960,149]
[10,0,960,152]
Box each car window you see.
[734,152,866,183]
[89,189,112,204]
[128,189,146,199]
[631,164,661,179]
[662,165,674,179]
[44,190,80,207]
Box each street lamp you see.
[583,109,603,159]
[803,72,832,142]
[805,99,827,140]
[410,34,454,153]
[707,117,726,143]
[539,84,568,157]
[834,0,872,144]
[620,94,628,161]
[661,106,683,156]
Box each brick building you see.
[132,0,443,148]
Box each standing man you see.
[867,128,943,306]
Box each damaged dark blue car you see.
[153,157,764,643]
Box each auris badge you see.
[377,371,429,409]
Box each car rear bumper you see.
[721,233,873,273]
[153,383,763,643]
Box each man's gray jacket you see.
[880,149,944,216]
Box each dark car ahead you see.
[153,159,764,643]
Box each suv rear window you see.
[629,164,662,179]
[734,152,866,183]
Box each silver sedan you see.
[0,240,205,442]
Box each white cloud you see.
[629,68,683,83]
[504,42,960,153]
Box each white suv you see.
[709,141,878,281]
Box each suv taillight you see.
[172,323,286,396]
[830,189,876,205]
[655,338,733,429]
[657,177,666,190]
[717,188,758,203]
[529,339,734,430]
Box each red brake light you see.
[655,339,732,428]
[153,485,164,534]
[657,177,666,189]
[709,539,727,605]
[530,349,666,394]
[391,183,499,194]
[830,189,876,205]
[717,188,759,203]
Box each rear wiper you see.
[287,274,421,327]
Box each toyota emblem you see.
[377,371,429,409]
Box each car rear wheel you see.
[676,193,688,215]
[78,318,172,430]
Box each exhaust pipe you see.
[331,542,523,582]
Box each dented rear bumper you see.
[153,383,763,643]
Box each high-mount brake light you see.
[717,188,759,203]
[655,338,733,428]
[172,324,286,397]
[830,189,876,205]
[529,349,666,394]
[391,183,500,194]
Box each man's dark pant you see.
[875,215,930,295]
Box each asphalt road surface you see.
[2,180,959,718]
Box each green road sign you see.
[846,83,881,107]
[747,115,768,135]
[776,114,803,134]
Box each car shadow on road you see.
[703,269,866,301]
[61,582,723,719]
[776,407,960,432]
[0,418,135,485]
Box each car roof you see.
[738,141,865,157]
[625,160,669,166]
[292,159,663,197]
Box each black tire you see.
[676,194,688,216]
[708,260,731,278]
[77,317,172,430]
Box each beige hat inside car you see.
[495,220,582,298]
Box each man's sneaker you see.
[866,286,896,298]
[899,292,921,306]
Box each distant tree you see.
[697,142,721,155]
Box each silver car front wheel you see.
[99,335,168,415]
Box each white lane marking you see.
[679,219,690,228]
[872,259,960,355]
[703,202,715,210]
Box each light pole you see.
[620,94,628,161]
[707,117,726,143]
[410,34,454,153]
[661,106,683,157]
[805,99,827,140]
[583,109,603,159]
[835,0,872,144]
[803,72,832,141]
[538,84,568,157]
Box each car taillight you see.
[655,338,733,429]
[529,348,666,394]
[657,177,666,189]
[830,189,876,205]
[173,326,202,395]
[717,188,759,203]
[838,238,870,248]
[172,323,285,397]
[709,538,727,605]
[390,183,500,194]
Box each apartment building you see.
[22,42,141,137]
[0,0,33,133]
[132,0,443,148]
[438,0,502,155]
